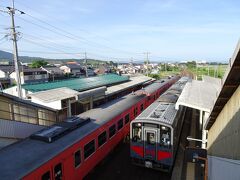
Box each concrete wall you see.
[0,70,7,78]
[208,156,240,180]
[3,86,28,98]
[207,85,240,160]
[31,98,62,110]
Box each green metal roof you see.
[22,74,129,93]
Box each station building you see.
[176,41,240,179]
[0,74,154,148]
[204,41,240,179]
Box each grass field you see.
[149,64,228,80]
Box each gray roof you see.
[65,64,82,70]
[106,75,154,96]
[41,66,64,74]
[134,77,189,126]
[28,87,80,103]
[0,65,14,73]
[175,77,220,112]
[0,79,171,179]
[136,102,178,125]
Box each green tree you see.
[186,61,196,69]
[30,60,48,68]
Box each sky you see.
[0,0,239,62]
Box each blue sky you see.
[0,0,239,62]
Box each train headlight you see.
[137,123,141,127]
[161,126,166,130]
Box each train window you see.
[109,124,116,138]
[74,150,81,168]
[147,132,155,145]
[148,96,151,101]
[140,104,144,112]
[160,126,171,148]
[134,107,138,117]
[84,140,95,159]
[98,131,107,147]
[117,118,123,130]
[54,163,63,180]
[154,94,156,100]
[42,171,50,180]
[125,114,130,124]
[132,123,142,142]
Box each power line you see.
[14,0,115,43]
[21,37,84,59]
[14,7,142,55]
[22,33,81,52]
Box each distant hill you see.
[0,50,109,65]
[0,50,13,60]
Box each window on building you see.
[54,163,63,180]
[109,124,116,138]
[84,140,95,159]
[125,114,130,124]
[98,131,107,147]
[74,150,81,168]
[117,118,123,130]
[41,171,50,180]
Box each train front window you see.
[132,123,142,142]
[147,132,155,145]
[160,126,171,148]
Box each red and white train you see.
[0,76,179,180]
[130,77,189,172]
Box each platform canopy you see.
[106,75,154,96]
[22,74,129,93]
[175,76,221,113]
[28,87,80,103]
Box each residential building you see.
[60,64,85,77]
[41,66,65,81]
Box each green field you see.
[148,64,228,80]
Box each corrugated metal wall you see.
[0,119,44,139]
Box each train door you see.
[144,128,158,167]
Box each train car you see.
[130,77,189,172]
[0,76,179,180]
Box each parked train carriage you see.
[0,76,179,180]
[130,77,189,172]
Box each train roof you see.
[134,77,189,127]
[0,78,174,179]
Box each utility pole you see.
[208,65,210,76]
[1,0,24,98]
[84,52,88,77]
[143,52,150,76]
